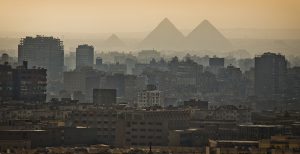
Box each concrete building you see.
[116,113,169,147]
[205,135,300,154]
[0,62,47,102]
[191,105,252,124]
[0,63,13,101]
[209,57,225,67]
[208,105,251,123]
[286,67,300,99]
[207,57,225,75]
[67,109,191,147]
[108,63,127,74]
[116,110,190,147]
[168,128,208,147]
[137,85,163,107]
[183,99,208,109]
[68,109,119,145]
[63,68,103,102]
[255,52,287,99]
[13,62,47,102]
[169,57,203,86]
[238,125,285,140]
[95,57,103,65]
[18,35,64,81]
[93,89,116,105]
[63,71,86,93]
[137,50,160,63]
[100,74,141,103]
[0,53,14,65]
[217,65,247,97]
[64,52,76,71]
[0,127,97,148]
[76,44,94,69]
[259,135,300,151]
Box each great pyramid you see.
[139,18,185,50]
[185,20,233,51]
[104,34,126,48]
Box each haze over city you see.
[1,0,300,32]
[0,0,300,153]
[0,0,300,57]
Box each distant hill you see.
[185,20,233,51]
[139,18,185,50]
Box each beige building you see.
[137,85,163,107]
[67,109,191,147]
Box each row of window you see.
[97,135,115,139]
[129,135,162,139]
[97,128,116,131]
[74,120,116,125]
[129,122,162,125]
[131,142,161,146]
[74,113,117,117]
[130,129,162,132]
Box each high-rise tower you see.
[76,44,94,69]
[254,52,287,99]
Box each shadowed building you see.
[93,89,116,105]
[0,63,13,101]
[254,52,287,99]
[18,35,64,81]
[137,85,163,107]
[0,61,47,102]
[287,67,300,99]
[207,57,225,75]
[209,57,225,67]
[76,44,94,69]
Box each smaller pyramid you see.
[139,18,185,50]
[185,20,233,51]
[104,34,126,48]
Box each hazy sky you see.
[0,0,299,33]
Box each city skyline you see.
[0,0,300,153]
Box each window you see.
[148,136,153,139]
[132,135,137,138]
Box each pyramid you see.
[139,18,185,50]
[104,34,126,48]
[185,20,233,51]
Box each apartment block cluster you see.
[0,35,300,153]
[0,100,299,153]
[0,61,46,102]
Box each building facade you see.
[0,62,47,102]
[93,89,117,105]
[18,35,64,81]
[255,53,287,99]
[137,85,163,107]
[76,44,94,69]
